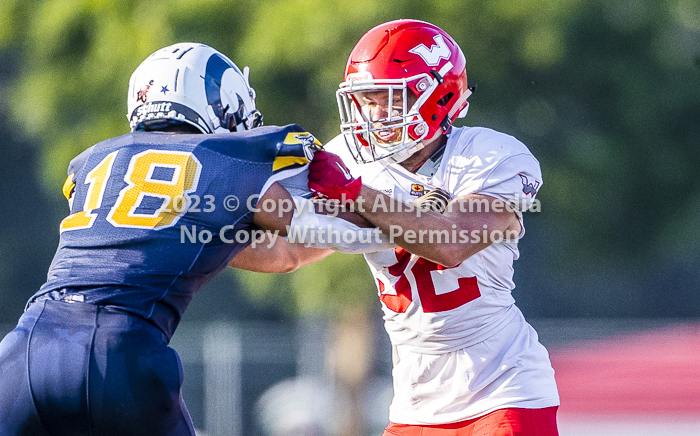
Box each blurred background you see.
[0,0,699,435]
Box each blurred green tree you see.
[1,0,699,323]
[2,2,699,433]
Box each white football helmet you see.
[127,42,262,133]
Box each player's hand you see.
[308,150,362,203]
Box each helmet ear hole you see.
[437,92,454,107]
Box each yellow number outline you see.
[60,149,202,232]
[107,150,202,229]
[60,151,119,232]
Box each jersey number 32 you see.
[378,248,481,313]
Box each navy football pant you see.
[0,299,196,436]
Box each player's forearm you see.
[355,187,472,266]
[229,234,333,273]
[354,186,512,267]
[252,182,373,236]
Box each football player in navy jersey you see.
[0,42,347,435]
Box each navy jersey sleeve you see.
[262,129,319,198]
[62,145,95,202]
[33,124,316,339]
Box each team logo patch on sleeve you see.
[519,174,540,196]
[285,132,323,160]
[410,184,425,196]
[274,132,322,172]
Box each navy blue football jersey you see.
[30,124,317,339]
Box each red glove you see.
[308,150,362,203]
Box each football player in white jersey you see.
[303,20,561,436]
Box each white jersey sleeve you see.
[447,127,542,212]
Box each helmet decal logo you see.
[346,72,374,82]
[137,80,154,103]
[205,54,237,124]
[408,35,451,67]
[160,85,169,94]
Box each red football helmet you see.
[337,20,472,163]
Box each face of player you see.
[355,89,418,144]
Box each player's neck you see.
[399,135,448,174]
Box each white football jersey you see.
[324,126,559,424]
